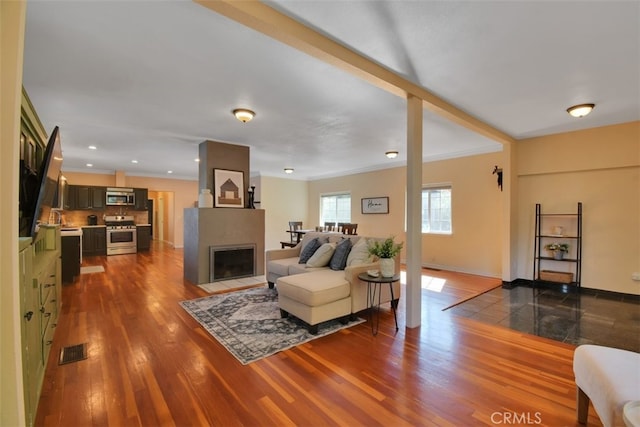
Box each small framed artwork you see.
[214,169,244,208]
[361,197,389,214]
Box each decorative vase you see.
[198,188,213,208]
[379,258,395,278]
[553,251,564,260]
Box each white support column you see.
[406,95,423,328]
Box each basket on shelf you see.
[539,270,573,284]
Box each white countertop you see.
[61,228,83,237]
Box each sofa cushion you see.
[276,270,350,307]
[346,237,371,266]
[329,238,352,271]
[306,242,336,267]
[267,257,300,277]
[288,263,327,275]
[299,237,322,263]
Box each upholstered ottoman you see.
[573,344,640,427]
[276,270,352,334]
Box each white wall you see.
[258,175,308,250]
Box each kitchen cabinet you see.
[61,234,81,283]
[137,225,151,251]
[134,188,148,211]
[69,185,106,210]
[82,226,107,256]
[19,225,60,426]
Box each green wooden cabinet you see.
[19,226,60,426]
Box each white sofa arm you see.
[266,246,301,262]
[343,261,380,284]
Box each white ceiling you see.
[22,1,639,181]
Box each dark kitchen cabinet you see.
[134,188,148,211]
[61,235,81,283]
[137,225,151,251]
[82,227,107,256]
[70,185,106,210]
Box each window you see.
[422,186,452,234]
[320,193,351,225]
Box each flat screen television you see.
[20,126,63,241]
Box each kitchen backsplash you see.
[62,207,149,227]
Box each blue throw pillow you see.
[329,238,352,270]
[299,238,321,264]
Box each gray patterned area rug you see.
[180,287,364,365]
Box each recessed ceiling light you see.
[385,150,399,159]
[131,160,138,164]
[167,170,173,174]
[284,168,294,174]
[233,108,256,123]
[88,145,97,150]
[195,158,200,162]
[567,103,595,118]
[86,163,93,167]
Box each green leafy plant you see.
[368,237,403,258]
[544,242,569,253]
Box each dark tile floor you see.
[448,285,640,353]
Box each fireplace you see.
[209,245,256,282]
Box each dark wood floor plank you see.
[35,241,602,426]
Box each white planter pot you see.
[379,258,395,278]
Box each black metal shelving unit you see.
[533,202,582,289]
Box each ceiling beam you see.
[194,0,515,145]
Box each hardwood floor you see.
[36,241,600,426]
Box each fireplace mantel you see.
[183,208,265,284]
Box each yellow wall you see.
[1,2,27,425]
[307,151,504,277]
[258,175,309,250]
[62,172,198,247]
[516,122,640,294]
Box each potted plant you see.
[544,242,569,260]
[368,237,403,277]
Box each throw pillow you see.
[346,237,371,266]
[306,243,336,268]
[299,237,321,264]
[329,238,352,271]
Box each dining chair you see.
[337,222,348,233]
[342,223,358,235]
[280,221,303,248]
[324,221,336,231]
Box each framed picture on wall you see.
[361,197,389,214]
[213,169,244,208]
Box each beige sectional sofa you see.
[265,232,401,332]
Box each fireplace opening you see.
[209,245,256,282]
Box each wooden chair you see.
[337,222,348,233]
[324,222,336,231]
[280,221,303,248]
[342,223,358,235]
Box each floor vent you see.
[58,343,87,365]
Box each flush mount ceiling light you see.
[233,108,255,123]
[284,168,294,174]
[385,150,399,159]
[567,103,595,118]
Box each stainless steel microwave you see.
[106,188,135,206]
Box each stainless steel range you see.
[105,215,137,255]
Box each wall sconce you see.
[493,165,503,191]
[233,108,256,123]
[385,150,398,159]
[566,104,595,118]
[284,168,294,174]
